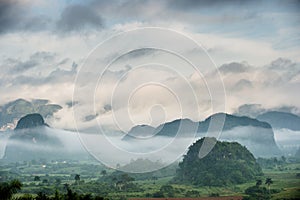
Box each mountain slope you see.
[257,111,300,131]
[15,113,48,129]
[2,114,88,162]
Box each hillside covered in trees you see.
[174,137,263,186]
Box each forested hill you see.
[174,137,263,186]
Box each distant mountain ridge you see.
[124,113,281,157]
[257,111,300,131]
[125,113,272,138]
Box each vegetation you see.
[243,178,279,200]
[0,157,299,199]
[0,179,22,200]
[174,137,262,186]
[0,138,299,199]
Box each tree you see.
[15,194,34,200]
[265,177,273,194]
[36,192,49,200]
[120,173,134,184]
[55,178,61,185]
[256,179,262,187]
[160,184,175,197]
[34,176,40,181]
[151,176,158,184]
[101,170,107,177]
[74,174,80,184]
[0,179,22,200]
[244,185,270,200]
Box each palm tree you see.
[0,179,22,200]
[265,177,273,194]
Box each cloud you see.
[7,51,56,73]
[0,0,26,33]
[0,0,50,34]
[232,79,253,91]
[56,4,103,33]
[219,62,252,74]
[168,0,260,9]
[234,104,266,118]
[234,104,300,118]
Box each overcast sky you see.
[0,0,300,131]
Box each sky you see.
[0,0,300,131]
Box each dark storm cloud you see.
[56,4,103,33]
[0,0,50,34]
[0,0,25,33]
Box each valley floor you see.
[1,159,299,199]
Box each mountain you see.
[0,99,62,130]
[174,137,263,186]
[15,113,48,129]
[123,113,281,157]
[2,114,88,162]
[198,113,271,132]
[257,111,300,131]
[124,118,196,140]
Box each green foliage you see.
[256,157,287,169]
[14,194,34,200]
[244,185,270,200]
[34,176,40,182]
[185,190,200,197]
[174,137,262,186]
[244,178,280,200]
[0,179,22,200]
[159,184,175,197]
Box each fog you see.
[1,125,298,172]
[273,128,300,156]
[0,131,10,158]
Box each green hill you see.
[174,137,262,186]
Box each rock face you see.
[123,113,282,157]
[15,113,47,129]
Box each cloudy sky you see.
[1,0,300,131]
